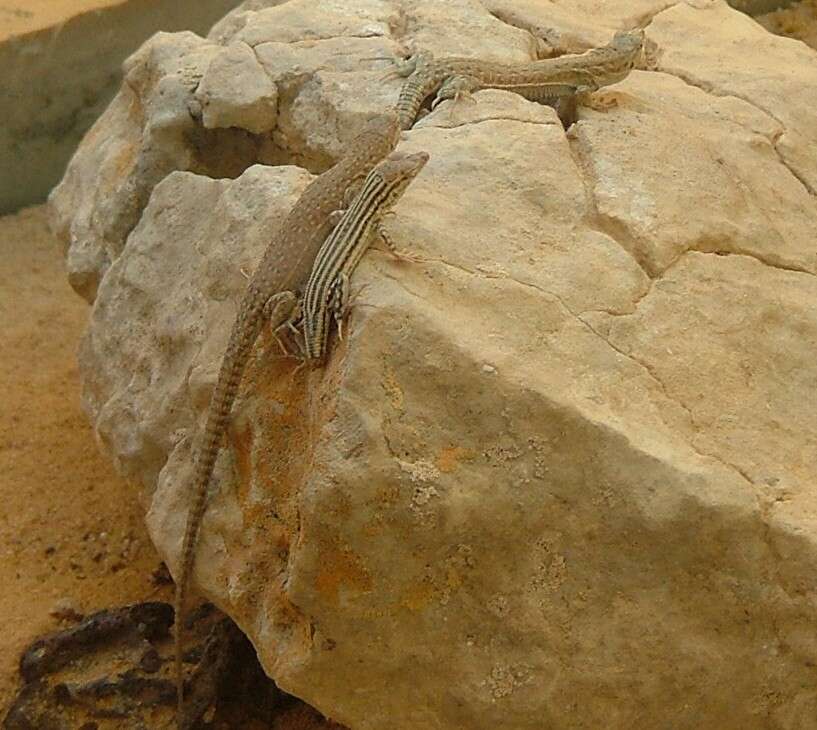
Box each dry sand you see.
[0,205,339,729]
[1,0,142,41]
[0,205,167,710]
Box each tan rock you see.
[571,70,816,275]
[480,0,669,50]
[53,0,817,728]
[48,31,266,302]
[649,0,817,193]
[196,41,278,133]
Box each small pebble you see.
[50,597,83,622]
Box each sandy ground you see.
[1,0,130,40]
[0,205,169,711]
[0,206,339,729]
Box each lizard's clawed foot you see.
[271,324,304,359]
[275,336,305,359]
[432,74,478,111]
[346,283,371,312]
[373,221,423,264]
[387,247,425,264]
[370,48,418,81]
[272,332,290,356]
[378,67,405,82]
[431,87,477,111]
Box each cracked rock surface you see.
[49,1,817,728]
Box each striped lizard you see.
[388,29,645,129]
[173,112,401,728]
[301,150,429,361]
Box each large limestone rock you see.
[50,1,817,728]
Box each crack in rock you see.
[380,250,764,495]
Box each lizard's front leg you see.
[376,50,431,81]
[330,272,375,344]
[263,291,301,357]
[373,218,423,263]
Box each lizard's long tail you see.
[396,70,441,130]
[174,291,267,727]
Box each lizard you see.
[300,150,429,362]
[386,28,645,130]
[173,111,401,728]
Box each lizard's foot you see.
[361,42,415,78]
[272,324,305,360]
[373,219,425,264]
[456,90,477,106]
[265,292,301,357]
[378,66,406,82]
[272,332,290,356]
[329,275,373,342]
[431,88,476,110]
[348,283,370,307]
[388,248,425,264]
[432,74,478,110]
[432,89,473,110]
[373,48,423,81]
[290,357,310,378]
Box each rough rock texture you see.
[50,1,817,729]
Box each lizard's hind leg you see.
[431,75,479,110]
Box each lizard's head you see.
[610,28,645,58]
[371,151,429,205]
[600,28,645,80]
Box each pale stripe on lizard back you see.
[302,150,429,362]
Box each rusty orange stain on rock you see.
[435,445,473,473]
[380,364,404,410]
[401,580,434,612]
[314,545,372,606]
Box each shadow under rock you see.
[3,599,346,730]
